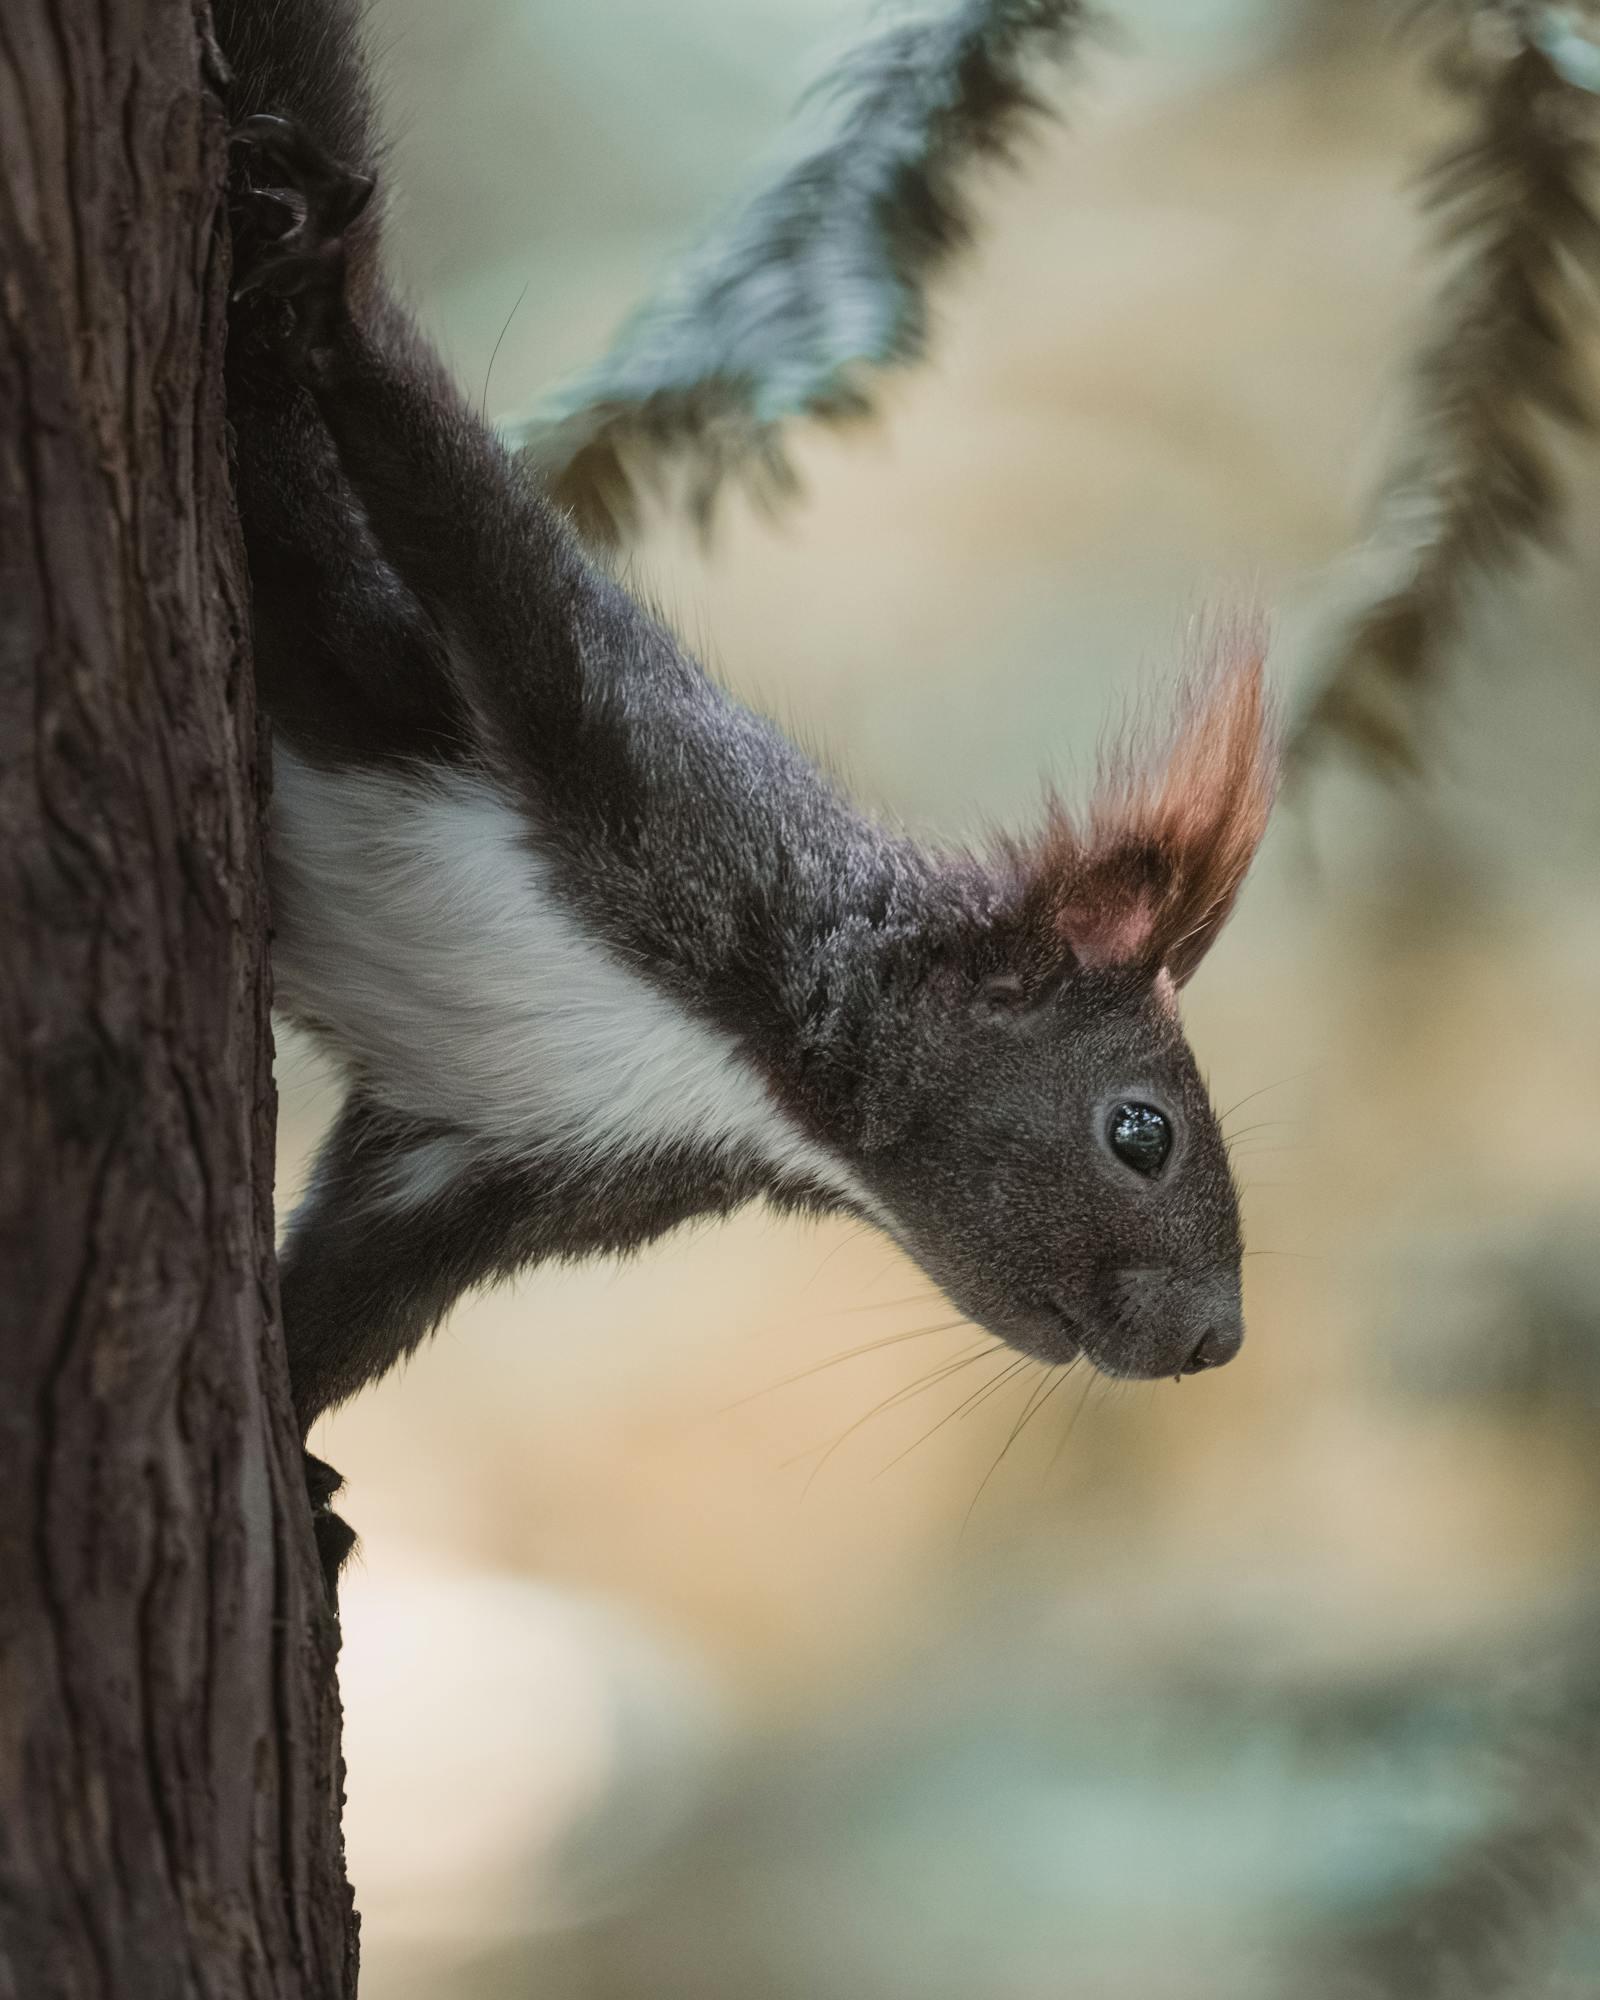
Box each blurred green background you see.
[277,2,1600,1993]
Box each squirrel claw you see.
[303,1450,358,1598]
[230,114,375,234]
[228,114,373,362]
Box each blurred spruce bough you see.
[509,0,1600,777]
[511,0,1099,544]
[1294,0,1600,777]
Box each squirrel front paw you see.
[303,1449,358,1598]
[229,114,373,377]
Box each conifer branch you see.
[1293,8,1600,774]
[511,0,1098,547]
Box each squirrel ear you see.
[1049,848,1168,977]
[1018,617,1279,988]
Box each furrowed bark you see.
[0,3,356,1994]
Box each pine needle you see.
[510,0,1099,546]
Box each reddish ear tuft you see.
[1020,615,1278,987]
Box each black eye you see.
[1107,1102,1172,1178]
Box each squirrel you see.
[213,0,1278,1564]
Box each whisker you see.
[1046,1364,1099,1476]
[836,1290,943,1317]
[1224,1120,1296,1152]
[479,276,531,423]
[1216,1069,1319,1127]
[724,1318,973,1409]
[872,1353,1032,1479]
[1028,1372,1072,1492]
[789,1341,1001,1489]
[1003,1364,1059,1457]
[1221,1119,1296,1142]
[800,1220,879,1292]
[962,1365,1057,1532]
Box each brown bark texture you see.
[0,3,357,1995]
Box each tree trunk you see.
[0,4,357,1995]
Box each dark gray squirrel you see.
[215,0,1278,1575]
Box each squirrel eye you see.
[1107,1102,1172,1177]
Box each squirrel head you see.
[824,617,1278,1381]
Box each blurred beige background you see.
[276,3,1600,1994]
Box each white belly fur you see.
[270,744,878,1216]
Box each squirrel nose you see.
[1182,1322,1242,1374]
